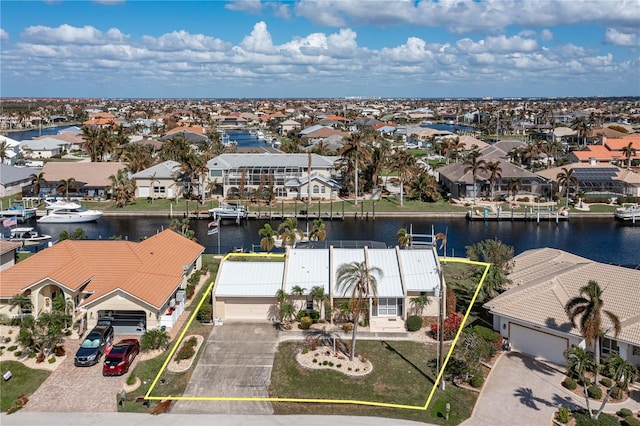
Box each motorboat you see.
[614,204,640,221]
[256,130,265,140]
[38,201,103,223]
[208,203,248,220]
[0,200,37,221]
[273,232,309,248]
[7,227,52,246]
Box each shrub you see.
[126,373,137,386]
[587,384,602,399]
[472,325,500,341]
[573,411,619,426]
[562,377,577,390]
[341,322,354,332]
[322,360,328,366]
[175,344,195,361]
[296,310,308,321]
[301,348,309,355]
[185,337,198,347]
[196,303,213,323]
[619,409,634,418]
[140,329,170,351]
[624,416,640,426]
[7,345,17,351]
[309,310,320,323]
[299,316,312,330]
[14,350,22,357]
[48,357,56,364]
[336,364,342,368]
[4,337,10,343]
[579,377,591,387]
[28,352,36,359]
[328,361,334,367]
[600,377,613,388]
[406,315,423,332]
[469,374,484,388]
[430,313,463,340]
[556,407,571,424]
[610,385,624,400]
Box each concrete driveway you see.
[462,352,584,426]
[172,322,279,415]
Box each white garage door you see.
[221,298,273,321]
[509,323,568,366]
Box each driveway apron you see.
[172,322,279,414]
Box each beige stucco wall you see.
[215,297,275,321]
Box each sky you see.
[1,0,639,99]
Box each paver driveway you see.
[462,351,584,426]
[24,337,138,412]
[172,322,279,414]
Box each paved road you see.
[24,337,139,412]
[171,322,279,415]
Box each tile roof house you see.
[0,241,21,271]
[535,163,640,197]
[0,164,37,197]
[131,160,184,200]
[39,161,127,199]
[568,136,640,165]
[484,248,640,367]
[19,137,71,159]
[0,230,204,333]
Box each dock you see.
[466,207,569,222]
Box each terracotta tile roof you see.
[570,145,624,161]
[485,248,640,346]
[0,230,204,309]
[605,137,640,151]
[166,125,205,135]
[0,241,22,256]
[41,162,127,187]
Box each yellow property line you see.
[144,256,491,412]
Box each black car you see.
[74,324,114,367]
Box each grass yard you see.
[0,361,51,413]
[269,340,477,424]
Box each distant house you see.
[19,137,71,159]
[0,241,21,271]
[0,165,37,197]
[39,162,127,199]
[206,153,340,200]
[278,119,301,135]
[131,160,184,200]
[0,135,20,165]
[536,163,640,197]
[0,229,204,332]
[568,136,640,165]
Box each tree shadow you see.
[513,387,556,410]
[545,317,574,333]
[507,351,560,376]
[381,340,435,384]
[551,393,582,411]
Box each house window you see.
[210,170,223,177]
[321,186,326,193]
[306,299,314,310]
[313,185,320,194]
[374,298,401,317]
[601,337,619,356]
[153,186,166,194]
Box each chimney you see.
[601,135,606,146]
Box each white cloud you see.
[22,24,115,45]
[0,29,8,43]
[240,21,274,53]
[269,2,291,19]
[541,29,553,41]
[456,35,538,54]
[604,28,640,47]
[142,31,229,52]
[225,0,263,14]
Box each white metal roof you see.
[332,248,366,297]
[215,261,284,297]
[285,249,330,294]
[367,249,404,297]
[398,249,441,292]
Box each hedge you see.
[406,315,423,332]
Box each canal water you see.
[24,216,640,266]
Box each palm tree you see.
[571,116,590,147]
[56,177,79,198]
[107,169,136,207]
[593,353,639,419]
[389,150,417,206]
[396,227,412,248]
[507,177,521,203]
[9,293,32,326]
[463,149,487,204]
[309,285,329,319]
[564,280,621,385]
[338,132,372,206]
[335,261,382,361]
[564,346,597,416]
[410,295,431,316]
[278,217,303,247]
[408,172,439,202]
[621,142,637,169]
[556,167,578,209]
[309,218,326,241]
[258,223,278,253]
[29,172,48,198]
[485,161,503,201]
[0,140,10,164]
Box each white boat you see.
[273,232,309,248]
[256,130,265,140]
[614,204,640,221]
[0,201,37,221]
[208,203,248,220]
[7,227,52,246]
[38,201,103,224]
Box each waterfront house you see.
[19,137,71,159]
[0,135,20,166]
[212,246,444,332]
[485,248,640,367]
[535,163,640,197]
[0,229,204,332]
[39,162,126,199]
[0,165,37,197]
[131,160,184,200]
[206,153,341,200]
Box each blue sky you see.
[1,0,639,98]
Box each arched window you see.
[313,185,320,194]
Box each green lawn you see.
[269,340,477,424]
[0,361,51,413]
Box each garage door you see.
[221,298,273,321]
[99,310,146,334]
[509,323,568,365]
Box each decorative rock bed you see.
[296,348,373,376]
[167,335,204,373]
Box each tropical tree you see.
[258,223,278,253]
[106,168,136,207]
[56,177,79,198]
[309,218,326,241]
[485,160,503,201]
[81,126,101,162]
[9,293,32,326]
[71,227,87,240]
[123,143,153,174]
[564,280,621,385]
[169,218,196,241]
[0,140,9,163]
[396,227,412,248]
[507,177,521,203]
[556,167,578,209]
[335,261,382,361]
[463,149,487,204]
[29,172,49,198]
[410,295,431,316]
[51,295,74,328]
[592,353,639,419]
[389,150,418,206]
[337,132,372,205]
[564,346,597,416]
[309,285,329,319]
[275,289,295,324]
[408,172,439,202]
[570,116,590,147]
[140,328,171,351]
[621,141,637,169]
[278,217,303,247]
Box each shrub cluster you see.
[555,407,571,424]
[624,416,640,426]
[469,374,484,388]
[600,377,613,388]
[618,409,633,418]
[562,377,577,390]
[299,316,312,330]
[430,313,463,340]
[175,343,195,361]
[406,315,423,332]
[587,384,602,399]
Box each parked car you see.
[103,339,140,376]
[74,323,114,367]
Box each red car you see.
[102,339,140,376]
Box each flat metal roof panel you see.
[215,261,284,297]
[367,249,404,297]
[398,250,440,292]
[285,249,330,293]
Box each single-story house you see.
[131,160,184,200]
[19,137,71,159]
[0,229,204,333]
[0,135,20,166]
[0,165,37,197]
[535,163,640,197]
[212,246,444,332]
[484,248,640,367]
[0,241,21,271]
[38,161,127,199]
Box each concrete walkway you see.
[463,351,640,426]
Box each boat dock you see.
[466,207,569,222]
